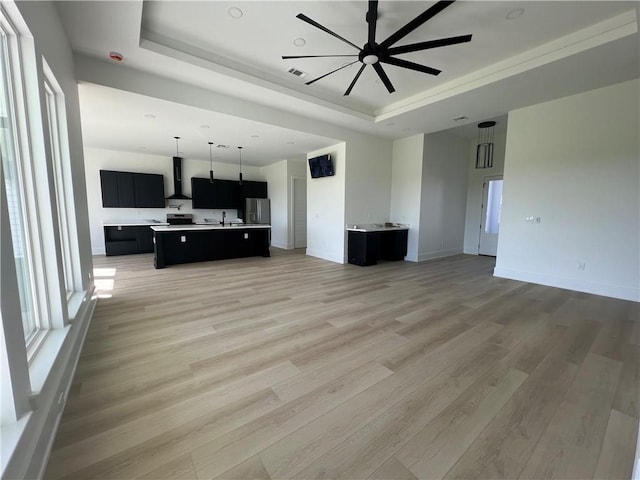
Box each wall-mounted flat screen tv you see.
[309,154,334,178]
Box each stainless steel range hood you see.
[166,156,191,200]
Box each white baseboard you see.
[494,266,640,302]
[270,240,289,250]
[306,248,345,264]
[417,248,463,262]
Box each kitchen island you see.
[151,224,270,269]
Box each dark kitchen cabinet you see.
[380,229,408,261]
[191,178,240,209]
[100,170,165,208]
[104,225,154,256]
[100,170,120,207]
[216,179,240,209]
[348,231,380,266]
[348,229,408,266]
[242,181,268,199]
[153,227,270,268]
[133,173,165,208]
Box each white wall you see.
[344,136,393,226]
[306,142,346,263]
[463,131,507,253]
[390,134,424,262]
[495,79,640,301]
[84,147,264,254]
[262,159,288,249]
[418,132,469,261]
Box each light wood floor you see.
[45,251,639,480]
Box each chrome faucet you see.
[221,211,226,225]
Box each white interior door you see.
[479,176,503,256]
[293,177,307,249]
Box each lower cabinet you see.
[153,228,270,268]
[348,229,408,266]
[104,226,154,256]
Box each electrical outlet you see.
[535,216,542,223]
[180,235,186,242]
[525,216,534,223]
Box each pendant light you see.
[237,146,243,185]
[208,141,215,183]
[475,121,496,169]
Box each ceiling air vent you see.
[287,67,308,79]
[216,144,230,149]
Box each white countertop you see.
[346,223,410,232]
[151,224,271,232]
[103,220,168,227]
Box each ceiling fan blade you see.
[305,60,360,86]
[379,0,455,49]
[296,13,361,51]
[381,56,441,76]
[372,63,395,93]
[344,64,367,96]
[367,0,378,47]
[386,34,472,56]
[282,55,358,59]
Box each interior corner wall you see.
[390,134,425,262]
[495,79,640,301]
[262,159,288,249]
[306,142,346,263]
[463,131,507,254]
[418,132,469,261]
[84,147,264,255]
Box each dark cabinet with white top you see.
[104,225,155,256]
[348,229,408,266]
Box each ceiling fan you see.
[282,0,472,96]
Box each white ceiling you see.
[56,1,639,166]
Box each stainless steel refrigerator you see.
[245,198,270,225]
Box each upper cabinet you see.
[191,178,240,209]
[241,180,268,199]
[100,170,165,208]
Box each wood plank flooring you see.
[45,250,639,480]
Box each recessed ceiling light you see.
[294,38,306,47]
[228,7,243,18]
[506,8,525,20]
[144,114,155,119]
[200,124,210,129]
[250,135,259,138]
[385,122,395,127]
[286,141,295,145]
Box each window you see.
[43,61,76,299]
[0,22,40,344]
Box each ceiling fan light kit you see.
[282,0,472,96]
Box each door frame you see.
[478,175,503,255]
